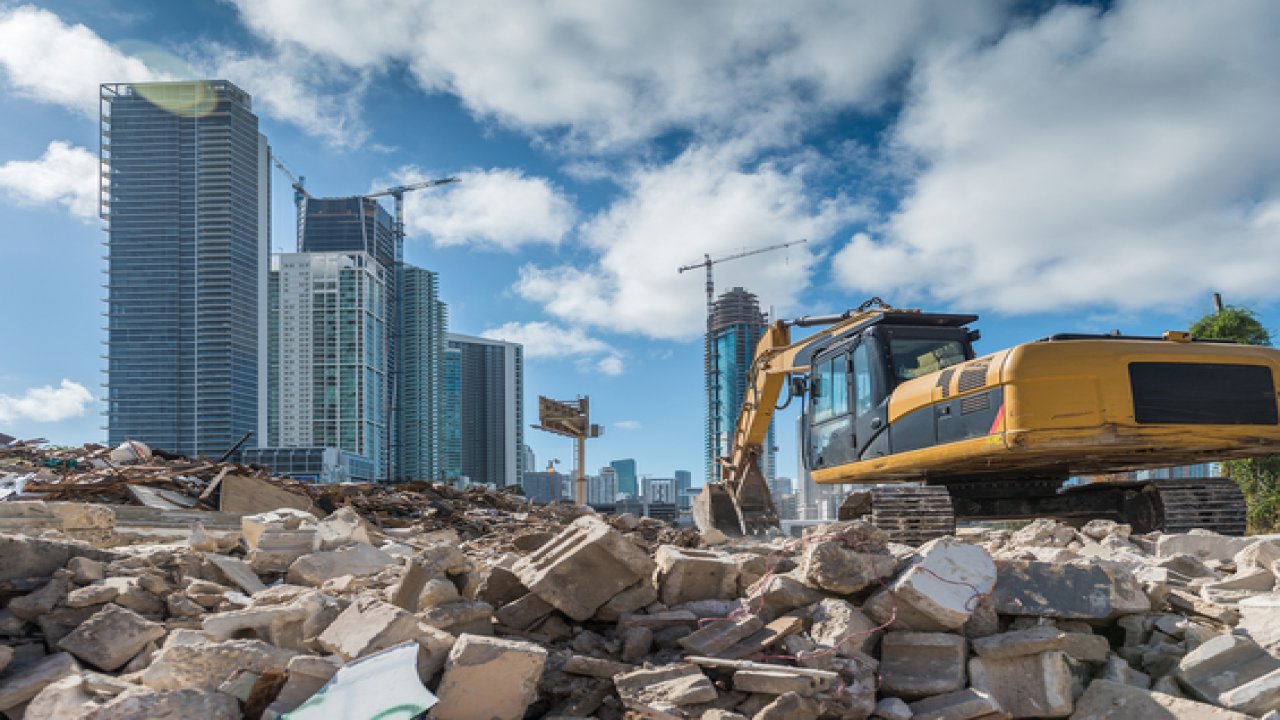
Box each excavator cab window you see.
[808,343,862,469]
[886,333,970,383]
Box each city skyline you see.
[3,3,1280,483]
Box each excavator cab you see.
[802,318,977,474]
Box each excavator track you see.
[869,485,956,545]
[1150,477,1246,536]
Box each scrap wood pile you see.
[4,476,1280,720]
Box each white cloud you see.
[0,7,370,148]
[230,0,1006,150]
[0,141,99,220]
[392,168,575,250]
[835,0,1280,313]
[206,45,370,149]
[0,380,94,425]
[517,144,866,340]
[480,321,624,375]
[614,419,641,431]
[0,6,162,116]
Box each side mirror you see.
[790,376,808,397]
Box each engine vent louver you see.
[957,362,990,393]
[937,368,957,398]
[960,393,990,415]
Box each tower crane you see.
[678,239,809,320]
[269,154,312,249]
[363,176,459,483]
[679,239,809,484]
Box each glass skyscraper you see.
[705,287,775,483]
[102,81,269,459]
[441,346,463,481]
[399,266,447,481]
[445,334,524,487]
[267,251,388,476]
[610,458,638,497]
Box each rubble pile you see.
[0,439,692,546]
[3,498,1280,718]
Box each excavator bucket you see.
[693,461,780,537]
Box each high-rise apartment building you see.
[705,287,775,483]
[296,197,398,477]
[399,266,447,481]
[445,334,524,487]
[441,346,463,481]
[589,466,619,505]
[102,80,269,458]
[610,459,638,497]
[674,470,693,510]
[263,251,387,476]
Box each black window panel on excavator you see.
[1129,362,1278,425]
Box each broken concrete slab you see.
[654,545,739,605]
[0,652,80,712]
[312,506,378,551]
[800,521,897,595]
[81,686,243,719]
[1177,634,1280,705]
[141,638,296,691]
[1156,531,1253,563]
[286,543,397,586]
[613,663,719,711]
[808,598,879,656]
[205,553,267,595]
[908,687,1006,720]
[8,575,69,621]
[880,631,968,699]
[58,603,166,671]
[315,596,420,661]
[890,536,996,629]
[592,578,659,622]
[970,651,1074,718]
[418,599,494,636]
[432,634,548,720]
[494,592,556,631]
[972,626,1068,659]
[992,560,1113,619]
[677,614,763,656]
[513,515,656,622]
[732,668,832,696]
[1071,679,1252,719]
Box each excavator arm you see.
[694,298,904,535]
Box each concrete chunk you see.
[286,543,396,586]
[808,598,879,656]
[58,604,166,671]
[81,687,242,719]
[204,553,267,594]
[432,634,548,720]
[909,687,1006,720]
[1156,531,1253,562]
[678,614,763,656]
[800,521,896,594]
[1219,667,1280,716]
[0,652,80,711]
[613,663,718,710]
[733,668,830,696]
[317,597,421,661]
[992,561,1114,618]
[970,651,1073,718]
[890,537,996,629]
[880,631,968,699]
[513,516,656,621]
[1071,679,1252,719]
[494,592,555,630]
[142,638,296,691]
[654,546,739,605]
[973,626,1068,659]
[8,576,69,621]
[1177,634,1280,705]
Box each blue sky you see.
[1,0,1279,485]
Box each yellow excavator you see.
[694,298,1280,541]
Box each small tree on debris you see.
[1190,299,1279,532]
